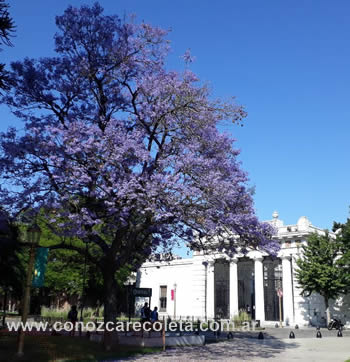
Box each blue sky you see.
[1,1,349,253]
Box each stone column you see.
[282,256,294,326]
[254,256,265,324]
[229,258,239,318]
[191,258,208,318]
[206,260,215,319]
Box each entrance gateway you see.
[214,257,283,321]
[138,214,343,327]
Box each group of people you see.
[66,302,158,335]
[140,302,158,323]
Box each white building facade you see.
[137,213,350,327]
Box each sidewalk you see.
[122,337,350,361]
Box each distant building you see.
[137,212,350,327]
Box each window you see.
[159,285,167,312]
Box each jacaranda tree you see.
[0,3,277,346]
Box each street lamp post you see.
[17,223,41,356]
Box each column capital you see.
[229,257,238,264]
[281,254,292,261]
[253,256,264,262]
[202,260,215,268]
[248,250,264,262]
[206,259,215,267]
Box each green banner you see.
[32,247,49,288]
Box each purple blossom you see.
[0,3,276,264]
[181,49,196,64]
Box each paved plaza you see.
[123,336,350,361]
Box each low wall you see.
[90,333,205,347]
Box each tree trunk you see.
[2,288,8,327]
[102,268,119,351]
[324,297,331,325]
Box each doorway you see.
[263,257,283,321]
[214,259,230,318]
[238,258,255,320]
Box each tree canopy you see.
[0,3,276,344]
[295,231,348,324]
[33,211,131,308]
[333,217,350,290]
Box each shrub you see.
[233,310,251,326]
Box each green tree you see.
[333,217,350,292]
[296,232,347,324]
[44,249,86,305]
[36,211,132,314]
[33,213,87,302]
[44,248,133,315]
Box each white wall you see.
[138,259,200,318]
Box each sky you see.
[1,1,350,257]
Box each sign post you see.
[277,288,283,327]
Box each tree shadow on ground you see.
[126,332,299,361]
[0,334,160,362]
